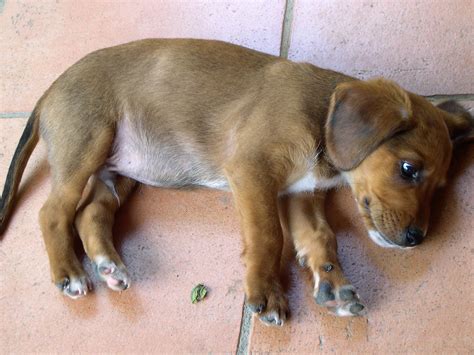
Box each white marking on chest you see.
[282,171,345,195]
[285,172,318,194]
[199,179,229,190]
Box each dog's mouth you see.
[367,229,404,249]
[362,198,406,249]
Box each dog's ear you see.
[325,79,414,171]
[437,100,473,145]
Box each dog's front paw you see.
[247,281,289,327]
[56,275,92,299]
[314,281,365,317]
[95,257,130,291]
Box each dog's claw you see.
[248,302,265,314]
[247,282,289,327]
[56,276,91,299]
[260,311,285,327]
[56,278,69,291]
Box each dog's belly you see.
[104,118,229,189]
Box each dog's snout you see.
[404,226,424,246]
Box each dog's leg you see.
[40,182,91,299]
[75,172,136,291]
[226,167,289,326]
[39,126,114,299]
[283,192,365,316]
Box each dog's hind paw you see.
[56,275,92,299]
[95,257,131,292]
[314,281,366,317]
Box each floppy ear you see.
[325,79,414,171]
[437,100,473,145]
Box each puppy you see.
[0,39,472,326]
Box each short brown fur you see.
[1,39,472,325]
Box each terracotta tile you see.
[249,143,474,352]
[288,0,474,95]
[0,118,245,353]
[0,0,285,111]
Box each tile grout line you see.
[0,112,31,119]
[425,94,474,101]
[236,303,253,355]
[279,0,295,59]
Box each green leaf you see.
[191,283,208,304]
[199,286,207,299]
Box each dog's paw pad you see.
[56,276,91,299]
[339,287,356,301]
[350,302,365,314]
[314,282,366,317]
[329,301,366,317]
[315,281,336,305]
[95,257,130,292]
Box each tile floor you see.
[0,1,472,352]
[1,112,473,353]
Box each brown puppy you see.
[0,39,472,326]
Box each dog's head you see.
[325,79,473,248]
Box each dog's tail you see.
[0,107,40,236]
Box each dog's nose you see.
[404,226,424,246]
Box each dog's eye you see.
[400,161,420,181]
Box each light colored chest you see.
[282,170,346,194]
